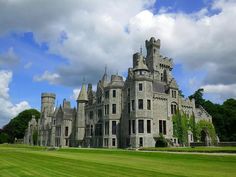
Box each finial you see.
[82,76,86,83]
[140,45,142,54]
[105,65,107,75]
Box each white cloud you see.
[71,88,80,100]
[0,47,19,68]
[24,62,32,69]
[0,70,31,127]
[0,0,236,101]
[34,71,60,85]
[202,84,236,102]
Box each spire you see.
[77,83,88,102]
[101,65,108,85]
[140,45,142,55]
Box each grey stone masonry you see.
[24,37,213,148]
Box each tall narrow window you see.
[132,120,136,134]
[90,125,93,136]
[159,120,166,135]
[98,109,102,119]
[105,90,109,99]
[112,104,116,114]
[128,102,130,114]
[171,103,177,114]
[139,83,143,91]
[112,138,116,146]
[112,121,116,135]
[147,120,151,133]
[127,88,130,97]
[132,100,135,111]
[147,100,151,110]
[139,137,143,147]
[138,99,143,110]
[128,120,131,135]
[113,90,116,98]
[105,104,109,115]
[65,127,68,136]
[89,111,93,119]
[105,121,109,135]
[138,120,144,133]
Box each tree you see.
[189,88,205,108]
[2,109,40,143]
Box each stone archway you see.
[200,129,211,146]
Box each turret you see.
[41,93,56,117]
[76,83,88,147]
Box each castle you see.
[24,37,212,148]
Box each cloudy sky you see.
[0,0,236,127]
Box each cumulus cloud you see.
[34,71,60,85]
[0,47,20,68]
[202,83,236,102]
[0,0,236,101]
[0,70,31,127]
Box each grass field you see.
[0,145,236,177]
[140,146,236,153]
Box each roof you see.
[77,83,88,102]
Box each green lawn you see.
[140,146,236,153]
[0,145,236,177]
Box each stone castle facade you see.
[24,37,212,148]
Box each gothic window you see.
[113,90,116,98]
[112,121,116,135]
[147,120,151,133]
[112,104,116,114]
[147,99,151,110]
[138,120,144,133]
[161,73,163,81]
[138,99,143,109]
[159,120,166,135]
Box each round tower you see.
[41,93,56,117]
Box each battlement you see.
[145,37,161,49]
[41,93,56,99]
[159,55,173,69]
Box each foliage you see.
[189,89,236,141]
[1,109,40,143]
[0,132,9,144]
[189,88,205,108]
[195,120,217,145]
[155,134,168,147]
[172,111,189,146]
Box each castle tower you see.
[145,37,161,72]
[39,93,56,146]
[41,93,56,118]
[76,83,88,147]
[122,52,154,148]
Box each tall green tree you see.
[2,109,40,143]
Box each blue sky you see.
[0,0,236,127]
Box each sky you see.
[0,0,236,128]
